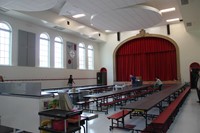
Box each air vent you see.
[181,0,189,5]
[186,22,192,27]
[53,26,65,31]
[0,7,9,12]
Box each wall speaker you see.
[181,0,189,5]
[167,24,170,35]
[117,32,120,41]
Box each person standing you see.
[130,75,136,87]
[0,75,4,82]
[196,71,200,103]
[67,75,75,87]
[154,77,163,90]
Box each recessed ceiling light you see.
[160,7,175,13]
[91,15,95,20]
[92,32,99,34]
[105,30,112,32]
[72,14,86,18]
[77,26,85,29]
[89,32,99,35]
[166,18,180,22]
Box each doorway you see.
[190,62,200,89]
[97,67,107,85]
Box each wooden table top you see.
[77,85,114,91]
[121,84,185,111]
[84,84,152,99]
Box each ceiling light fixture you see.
[105,30,112,33]
[160,7,175,13]
[90,32,99,35]
[72,14,85,18]
[91,15,95,19]
[77,26,85,29]
[166,18,180,22]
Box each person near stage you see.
[196,71,200,103]
[67,75,75,87]
[154,77,163,90]
[0,75,4,82]
[130,74,136,87]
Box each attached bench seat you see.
[76,99,95,110]
[107,109,134,130]
[153,87,190,123]
[0,125,13,133]
[100,98,127,114]
[100,88,157,114]
[143,87,190,133]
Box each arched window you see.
[39,33,50,67]
[79,43,86,69]
[87,45,94,70]
[54,36,63,68]
[0,22,12,65]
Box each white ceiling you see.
[51,0,181,32]
[0,0,58,11]
[0,0,199,34]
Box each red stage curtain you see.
[116,37,177,81]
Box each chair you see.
[0,125,13,133]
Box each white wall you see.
[0,66,99,88]
[0,94,58,132]
[0,13,101,88]
[99,22,200,84]
[1,13,200,87]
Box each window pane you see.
[54,37,63,68]
[88,45,94,70]
[0,22,11,65]
[55,37,62,42]
[40,33,48,39]
[79,43,86,69]
[39,33,50,67]
[0,23,10,30]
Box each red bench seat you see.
[107,109,131,120]
[149,87,190,133]
[107,110,133,130]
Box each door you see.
[190,63,200,89]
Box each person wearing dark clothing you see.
[130,75,136,87]
[0,75,4,82]
[68,75,75,87]
[196,71,200,103]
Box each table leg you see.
[96,98,99,111]
[145,111,147,127]
[64,120,67,133]
[86,120,88,133]
[122,110,125,128]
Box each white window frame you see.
[0,21,12,65]
[39,33,50,67]
[54,36,63,68]
[87,45,94,70]
[78,43,86,69]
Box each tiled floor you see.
[82,89,200,133]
